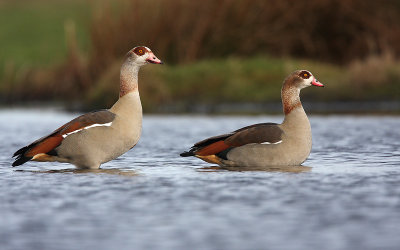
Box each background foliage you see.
[1,0,400,112]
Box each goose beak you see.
[146,52,163,64]
[311,77,324,87]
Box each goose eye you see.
[299,71,310,79]
[133,47,146,56]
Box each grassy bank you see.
[1,0,400,113]
[6,55,397,113]
[130,55,400,113]
[0,0,90,67]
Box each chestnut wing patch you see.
[180,123,283,157]
[180,133,233,157]
[12,110,116,166]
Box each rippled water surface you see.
[1,109,400,250]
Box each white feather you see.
[261,140,282,145]
[62,122,112,138]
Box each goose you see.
[180,70,324,167]
[12,46,163,169]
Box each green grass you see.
[84,56,354,111]
[0,0,399,111]
[3,53,400,112]
[0,0,91,68]
[136,56,399,112]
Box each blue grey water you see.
[0,109,399,250]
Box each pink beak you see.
[311,77,324,87]
[146,52,163,64]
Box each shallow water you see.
[1,109,400,250]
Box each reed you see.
[88,0,400,66]
[2,0,400,111]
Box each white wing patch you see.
[62,122,112,138]
[261,140,282,145]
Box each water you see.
[1,109,400,250]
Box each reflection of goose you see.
[221,165,311,173]
[12,46,163,169]
[198,165,311,173]
[14,168,138,176]
[181,70,324,167]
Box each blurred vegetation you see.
[1,0,400,112]
[0,0,90,67]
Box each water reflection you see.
[3,111,400,250]
[14,168,138,176]
[198,165,311,173]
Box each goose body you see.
[180,70,324,167]
[13,46,162,169]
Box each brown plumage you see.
[180,70,324,167]
[195,140,230,156]
[180,123,283,157]
[13,110,116,166]
[226,123,283,146]
[12,46,163,169]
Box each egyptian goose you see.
[180,70,324,167]
[12,46,163,169]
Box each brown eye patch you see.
[133,46,148,56]
[299,70,311,79]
